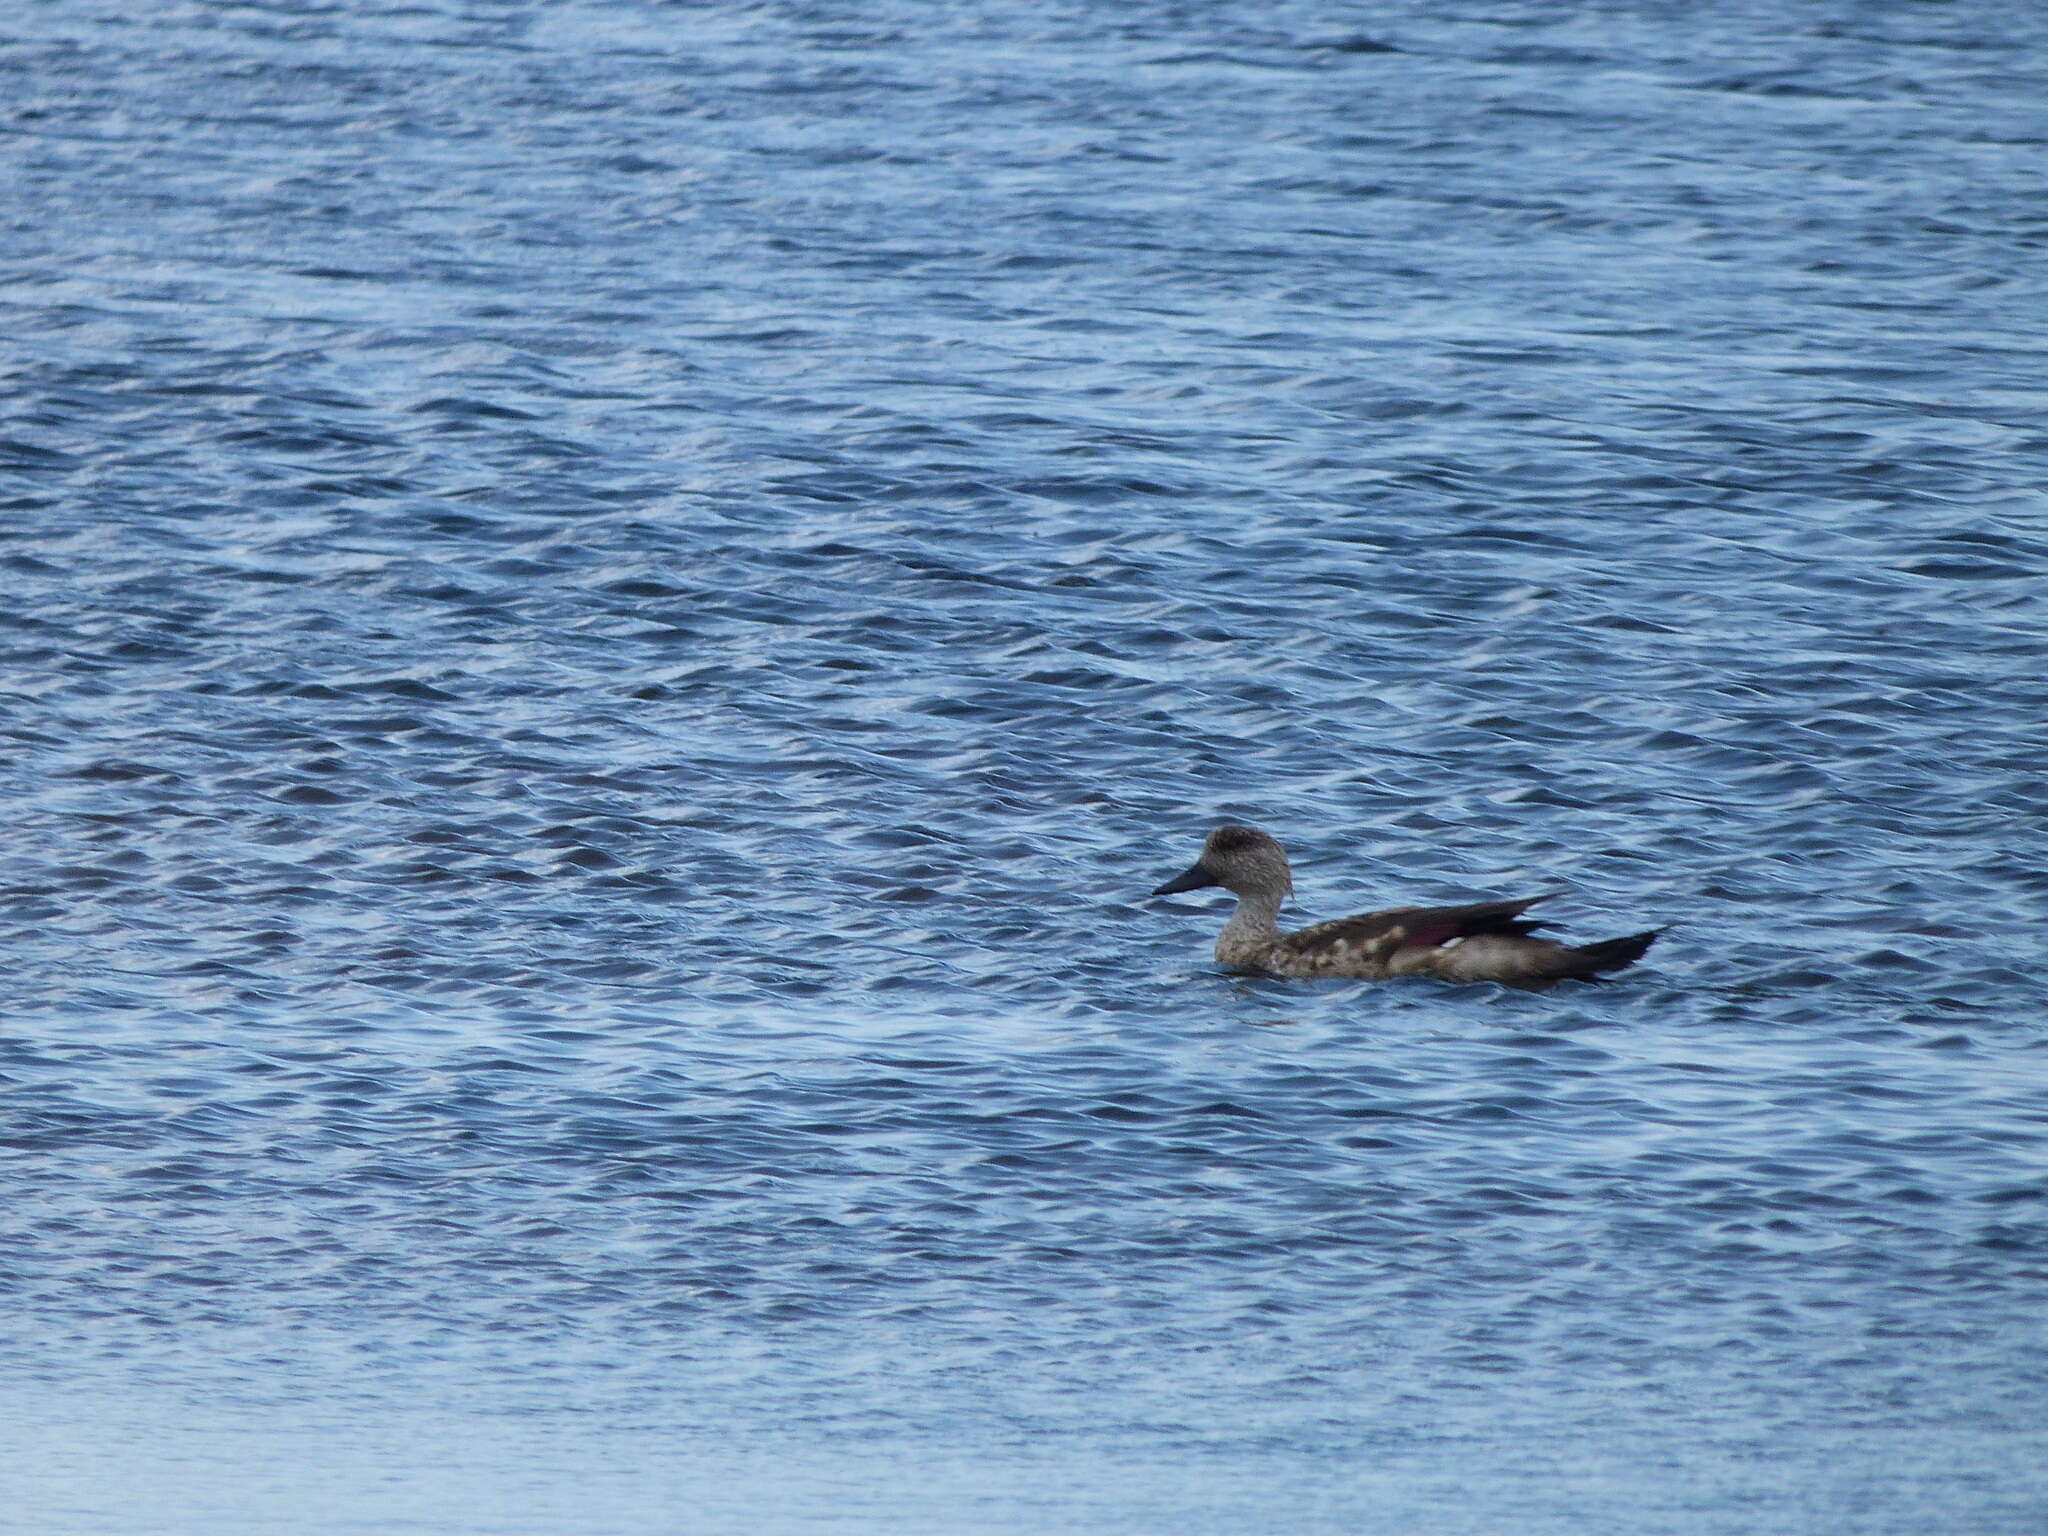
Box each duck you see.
[1151,825,1660,986]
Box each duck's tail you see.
[1568,928,1663,979]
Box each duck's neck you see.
[1216,887,1287,962]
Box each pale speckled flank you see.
[1152,826,1660,988]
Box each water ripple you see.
[4,0,2048,1531]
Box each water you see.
[4,0,2047,1530]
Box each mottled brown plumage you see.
[1151,826,1659,986]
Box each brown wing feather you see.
[1279,897,1549,959]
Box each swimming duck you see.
[1152,825,1660,986]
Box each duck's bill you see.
[1151,863,1219,897]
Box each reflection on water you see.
[4,0,2047,1530]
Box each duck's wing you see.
[1279,897,1551,962]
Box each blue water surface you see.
[4,1,2047,1531]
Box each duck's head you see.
[1151,824,1293,900]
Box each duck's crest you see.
[1207,825,1268,855]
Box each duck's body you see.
[1153,826,1659,987]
